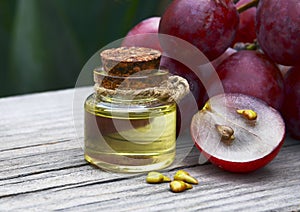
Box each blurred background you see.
[0,0,171,97]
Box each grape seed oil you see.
[84,94,176,173]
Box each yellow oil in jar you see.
[84,94,176,173]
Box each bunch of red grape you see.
[122,0,300,172]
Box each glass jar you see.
[84,68,177,173]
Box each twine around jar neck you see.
[94,75,190,103]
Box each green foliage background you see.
[0,0,170,97]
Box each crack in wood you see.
[0,172,143,199]
[0,147,82,164]
[0,163,88,182]
[53,197,122,211]
[53,174,145,192]
[0,139,72,153]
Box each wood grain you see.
[0,88,299,211]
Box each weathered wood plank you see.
[0,89,77,150]
[0,145,199,197]
[0,88,300,211]
[0,141,299,211]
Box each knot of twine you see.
[94,75,190,103]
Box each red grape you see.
[159,0,239,61]
[208,50,284,110]
[256,0,300,66]
[161,57,206,108]
[211,48,236,69]
[122,17,162,51]
[232,0,257,44]
[191,93,285,173]
[160,57,206,135]
[282,66,300,139]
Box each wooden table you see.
[1,88,300,211]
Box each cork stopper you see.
[96,47,165,90]
[100,47,161,76]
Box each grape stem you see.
[237,0,259,13]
